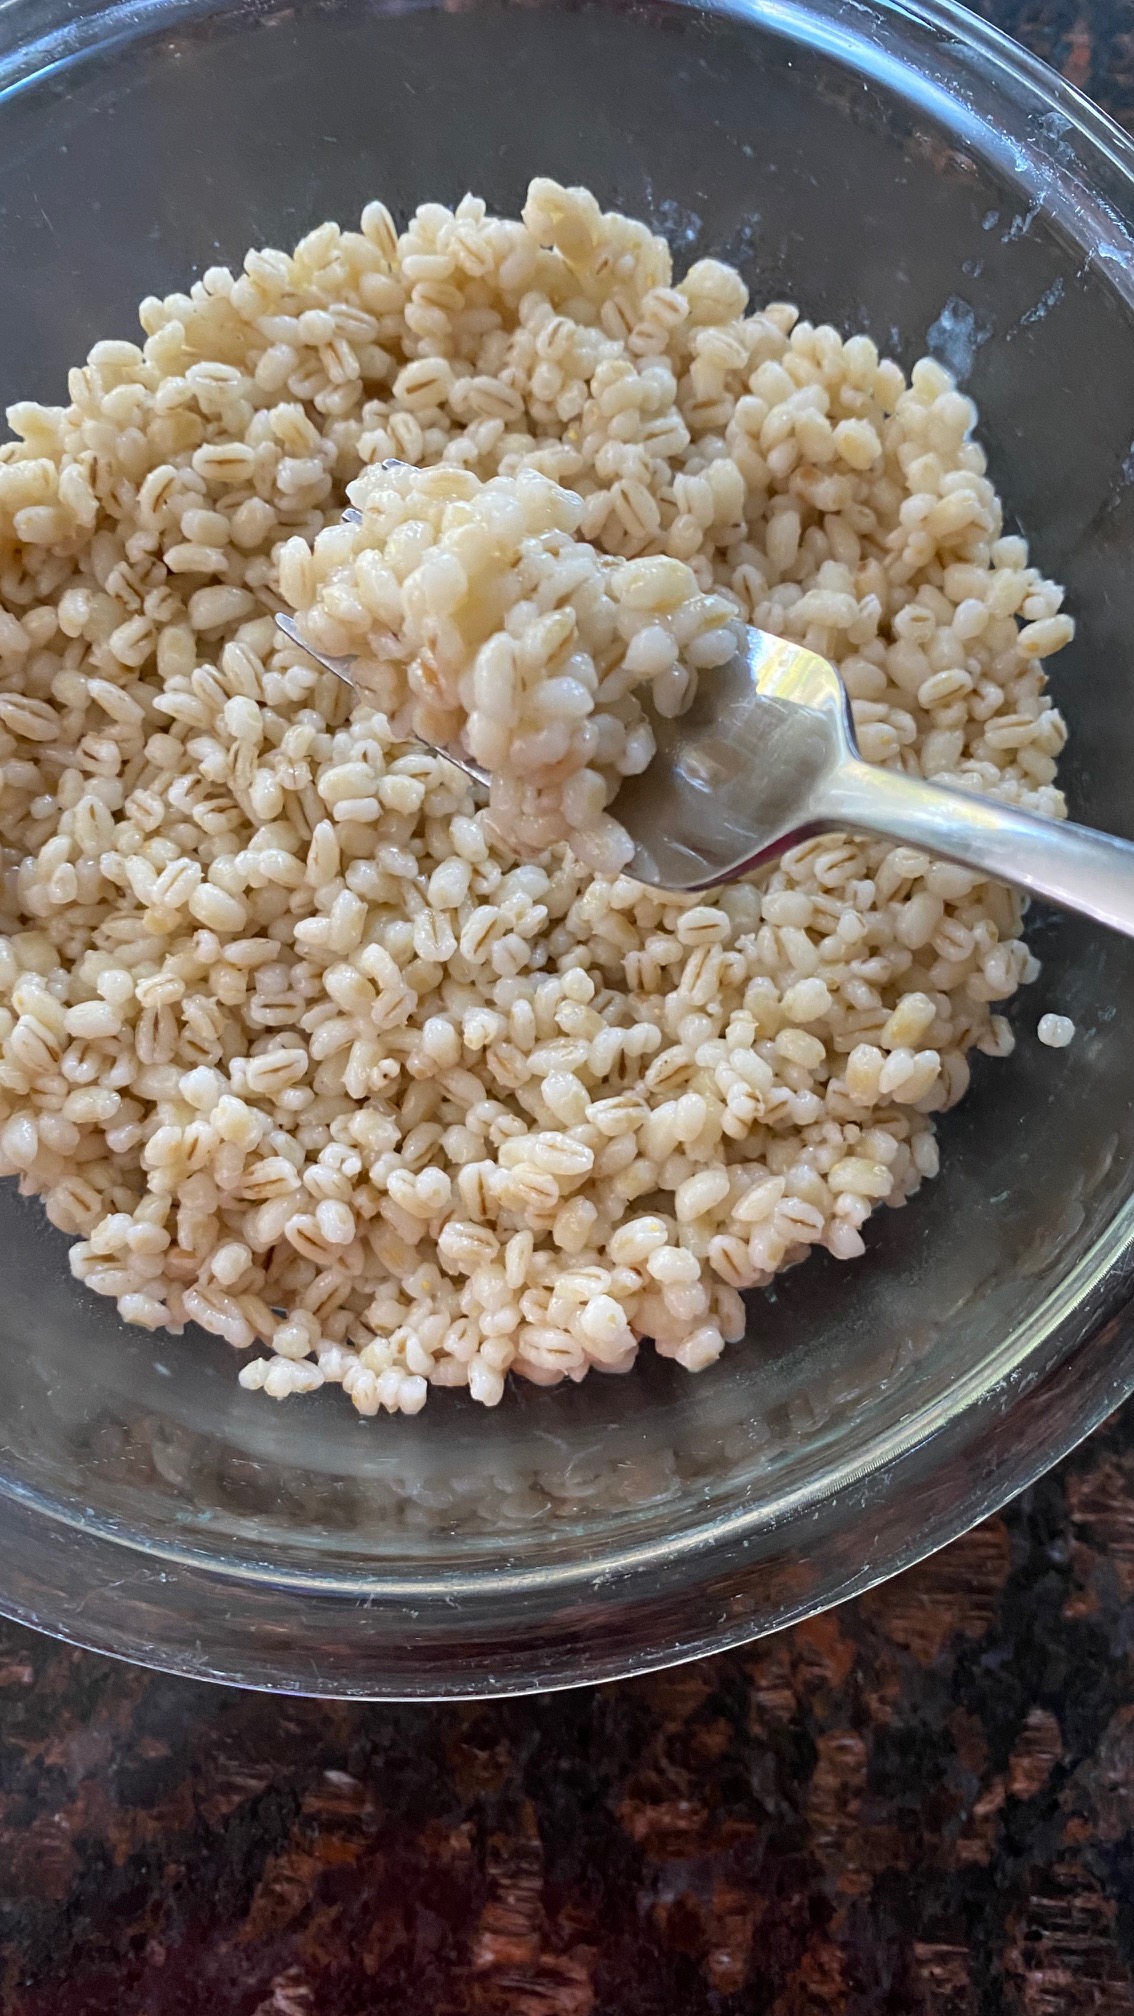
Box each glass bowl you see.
[2,0,1134,1699]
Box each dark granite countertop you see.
[5,2,1134,2009]
[3,1404,1134,2013]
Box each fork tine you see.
[273,613,488,791]
[273,612,358,687]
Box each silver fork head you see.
[276,473,855,891]
[275,611,851,891]
[613,629,852,891]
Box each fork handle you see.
[819,756,1134,942]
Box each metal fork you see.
[273,523,1134,934]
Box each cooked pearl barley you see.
[0,179,1072,1417]
[290,461,740,872]
[1037,1013,1076,1049]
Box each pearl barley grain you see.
[1038,1014,1076,1049]
[0,178,1073,1418]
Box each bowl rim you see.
[1,0,1134,1693]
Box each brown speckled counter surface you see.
[4,1406,1134,2012]
[5,2,1134,2008]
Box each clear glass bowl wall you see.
[1,0,1133,1696]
